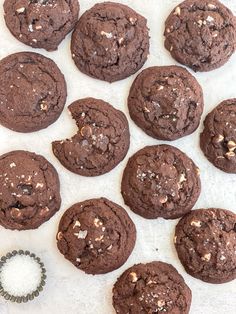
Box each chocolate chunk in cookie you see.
[56,198,136,274]
[71,2,149,82]
[121,145,201,219]
[200,99,236,173]
[128,66,204,140]
[164,0,236,72]
[113,261,192,314]
[52,98,130,176]
[175,208,236,283]
[4,0,80,51]
[0,150,61,230]
[0,52,67,133]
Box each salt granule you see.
[0,255,42,296]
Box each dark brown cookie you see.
[52,98,130,176]
[0,52,67,133]
[4,0,79,51]
[71,2,149,82]
[0,150,61,230]
[56,198,136,275]
[164,0,236,72]
[113,261,192,314]
[200,99,236,173]
[175,208,236,284]
[121,145,201,219]
[128,66,204,141]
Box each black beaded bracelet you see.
[0,250,46,303]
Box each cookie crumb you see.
[227,140,236,151]
[95,235,104,241]
[129,272,138,282]
[101,31,113,39]
[208,4,216,9]
[173,7,181,16]
[16,7,25,13]
[215,134,224,143]
[159,195,168,204]
[206,16,214,23]
[73,220,81,228]
[225,151,235,159]
[190,220,201,227]
[57,231,63,240]
[129,17,137,25]
[94,218,103,227]
[157,300,165,308]
[201,253,211,262]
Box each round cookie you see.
[200,99,236,173]
[4,0,80,51]
[71,2,149,82]
[113,261,192,314]
[175,208,236,284]
[52,98,130,176]
[164,0,236,72]
[0,52,67,133]
[128,66,204,140]
[121,145,201,219]
[0,150,61,230]
[56,198,136,275]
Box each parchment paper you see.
[0,1,235,313]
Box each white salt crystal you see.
[28,24,33,32]
[0,255,42,296]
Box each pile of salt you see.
[0,251,46,302]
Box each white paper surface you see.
[0,0,235,313]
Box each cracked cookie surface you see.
[128,66,204,140]
[52,98,130,176]
[200,98,236,173]
[0,52,67,133]
[113,261,192,314]
[56,198,136,274]
[4,0,79,51]
[71,2,149,82]
[0,150,61,230]
[175,208,236,283]
[121,145,201,219]
[164,0,236,72]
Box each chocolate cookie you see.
[200,99,236,173]
[71,2,149,82]
[175,208,236,284]
[4,0,79,51]
[128,66,204,140]
[113,261,192,314]
[164,0,236,72]
[0,150,61,230]
[52,98,130,176]
[56,198,136,275]
[121,145,201,219]
[0,52,67,133]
